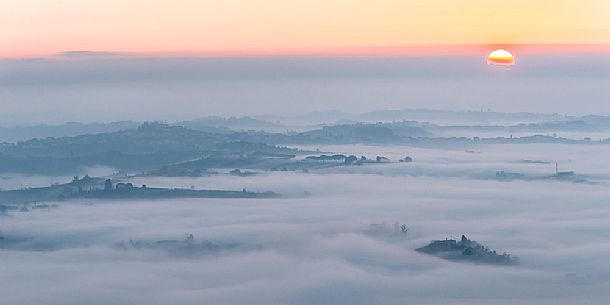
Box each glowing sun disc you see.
[487,49,515,66]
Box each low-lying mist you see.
[2,144,610,304]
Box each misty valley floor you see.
[2,144,610,305]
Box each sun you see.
[487,49,515,66]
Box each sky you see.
[1,0,610,124]
[3,0,610,57]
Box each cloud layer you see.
[1,55,609,124]
[2,143,610,304]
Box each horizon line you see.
[4,43,610,59]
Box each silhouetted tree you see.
[345,155,358,164]
[104,179,113,192]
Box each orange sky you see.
[3,0,610,57]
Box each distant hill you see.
[0,117,278,143]
[359,109,561,125]
[6,110,610,144]
[257,109,563,126]
[0,175,276,204]
[0,121,139,142]
[0,115,609,175]
[297,123,425,143]
[0,122,303,174]
[255,110,354,126]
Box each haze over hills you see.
[5,1,610,304]
[177,116,280,133]
[0,64,610,305]
[2,113,610,176]
[258,108,564,126]
[4,109,610,143]
[0,121,140,143]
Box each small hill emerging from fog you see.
[0,175,276,205]
[416,235,518,265]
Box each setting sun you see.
[487,49,516,66]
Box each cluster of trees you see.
[304,154,413,165]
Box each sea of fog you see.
[2,144,610,304]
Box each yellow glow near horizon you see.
[2,0,610,57]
